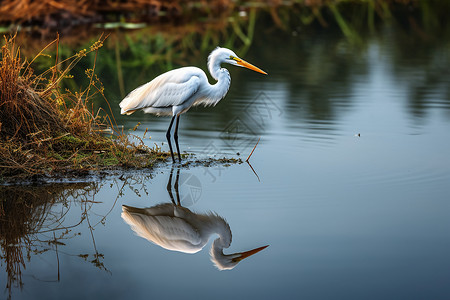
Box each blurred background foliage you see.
[2,0,450,121]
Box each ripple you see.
[349,167,450,192]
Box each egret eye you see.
[229,55,235,60]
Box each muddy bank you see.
[0,156,243,185]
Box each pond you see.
[2,6,450,300]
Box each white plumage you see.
[121,203,268,270]
[121,204,212,254]
[119,47,267,162]
[120,67,203,116]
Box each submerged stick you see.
[247,160,260,182]
[246,137,260,162]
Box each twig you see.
[247,160,260,182]
[246,137,260,162]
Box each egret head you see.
[210,238,269,270]
[208,47,267,77]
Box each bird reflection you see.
[121,166,268,270]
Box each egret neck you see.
[206,68,231,106]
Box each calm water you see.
[2,17,450,300]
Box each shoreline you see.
[0,155,243,185]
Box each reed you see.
[0,34,167,181]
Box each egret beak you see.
[231,245,269,263]
[236,59,268,75]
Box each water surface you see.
[2,14,450,300]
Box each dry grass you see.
[0,34,167,181]
[0,0,232,25]
[0,36,63,142]
[0,0,417,26]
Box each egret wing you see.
[122,210,203,253]
[119,67,202,115]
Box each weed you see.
[0,34,167,181]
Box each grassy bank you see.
[0,35,170,182]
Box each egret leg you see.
[174,114,182,162]
[174,166,181,205]
[166,116,176,163]
[167,165,175,205]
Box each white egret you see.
[121,203,268,270]
[121,166,268,270]
[119,47,267,162]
